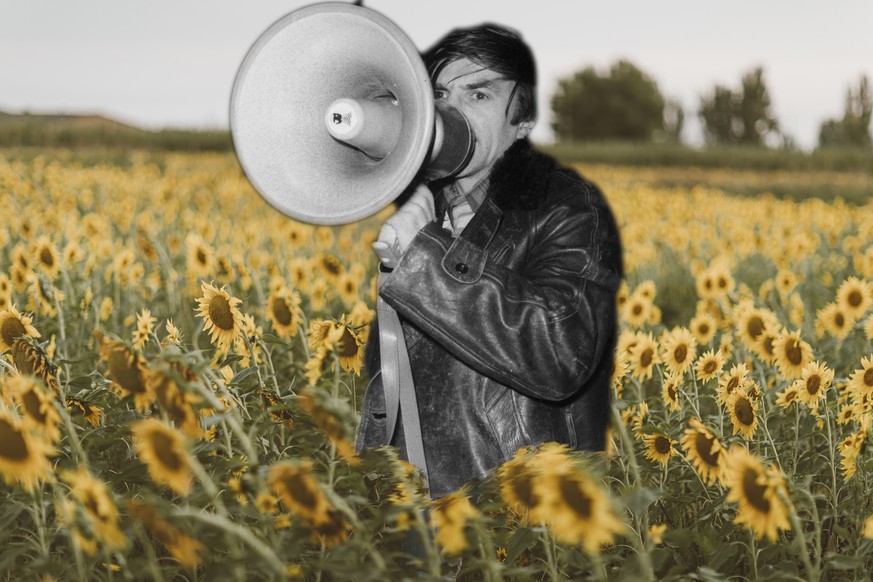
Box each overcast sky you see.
[2,1,871,149]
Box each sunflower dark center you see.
[506,463,538,509]
[22,390,48,424]
[1,317,26,347]
[717,277,727,289]
[667,384,677,400]
[108,349,146,394]
[762,337,775,357]
[322,258,341,276]
[694,432,720,466]
[196,248,207,265]
[674,345,688,363]
[806,375,821,395]
[747,317,764,340]
[283,473,318,508]
[698,323,710,336]
[704,360,718,374]
[151,430,183,471]
[640,348,653,368]
[271,297,293,326]
[632,304,643,316]
[735,397,755,426]
[864,368,873,387]
[847,290,862,308]
[559,475,593,519]
[0,418,29,461]
[835,313,845,327]
[40,247,54,267]
[337,328,358,358]
[727,377,739,394]
[785,339,803,365]
[208,295,235,331]
[655,436,671,454]
[741,467,771,513]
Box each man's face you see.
[433,58,534,187]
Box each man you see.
[356,24,622,500]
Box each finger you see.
[410,184,435,219]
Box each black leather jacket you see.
[355,139,622,498]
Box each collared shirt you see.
[441,177,489,237]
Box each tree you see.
[699,66,779,146]
[818,74,872,148]
[550,60,666,141]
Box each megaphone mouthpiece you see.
[325,97,402,159]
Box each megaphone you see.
[230,2,474,225]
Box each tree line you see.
[550,61,872,149]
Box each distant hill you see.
[0,109,232,151]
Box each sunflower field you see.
[1,149,872,581]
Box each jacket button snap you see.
[454,262,469,274]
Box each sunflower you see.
[316,253,344,282]
[31,236,62,280]
[723,446,791,542]
[864,314,873,341]
[726,389,759,439]
[735,305,777,350]
[695,349,725,382]
[98,337,153,411]
[265,286,304,340]
[772,330,812,380]
[846,355,873,401]
[186,234,214,279]
[131,418,192,496]
[661,374,681,412]
[61,468,126,550]
[11,338,59,394]
[126,500,205,567]
[753,329,779,365]
[144,366,202,439]
[627,332,659,381]
[774,269,798,298]
[836,276,872,321]
[775,385,801,409]
[661,327,697,377]
[0,305,41,353]
[717,363,750,405]
[297,389,357,462]
[815,302,853,340]
[864,515,873,539]
[194,282,243,352]
[689,312,718,346]
[839,429,866,480]
[6,375,61,443]
[0,409,53,491]
[430,487,481,555]
[498,448,542,522]
[311,510,351,548]
[792,360,834,408]
[132,308,157,351]
[337,272,359,307]
[164,319,183,347]
[268,460,333,526]
[66,397,104,427]
[307,317,364,376]
[348,301,375,345]
[697,263,735,301]
[642,432,678,466]
[621,292,653,329]
[681,418,724,485]
[533,466,625,554]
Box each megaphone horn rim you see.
[229,2,435,225]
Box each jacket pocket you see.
[355,371,388,452]
[484,388,531,459]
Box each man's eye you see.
[471,91,489,101]
[434,90,447,100]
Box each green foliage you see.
[819,75,873,149]
[699,67,781,147]
[551,60,667,141]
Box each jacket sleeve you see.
[378,175,622,403]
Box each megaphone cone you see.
[230,2,473,225]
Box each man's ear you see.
[515,120,535,140]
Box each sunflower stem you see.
[198,367,259,464]
[748,530,758,580]
[540,529,560,582]
[821,388,839,516]
[175,508,286,576]
[54,398,90,466]
[797,487,823,577]
[776,485,819,581]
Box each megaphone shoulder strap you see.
[376,288,430,490]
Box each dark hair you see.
[423,24,537,125]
